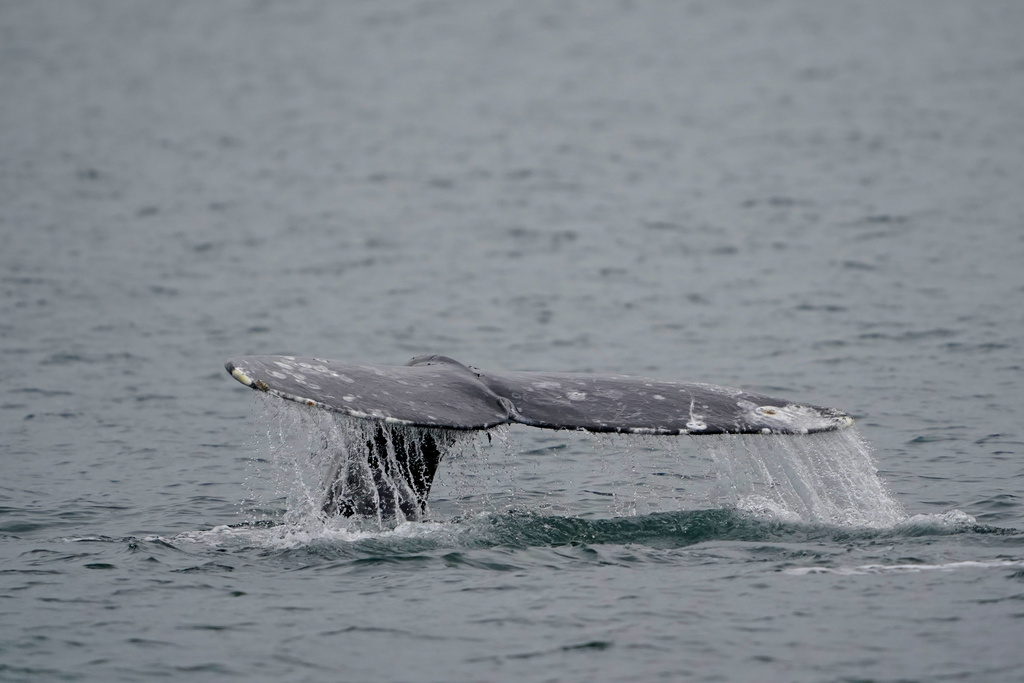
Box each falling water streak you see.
[432,425,516,518]
[249,397,496,530]
[493,427,519,505]
[611,433,660,517]
[694,428,907,527]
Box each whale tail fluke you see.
[227,354,854,519]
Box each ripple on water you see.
[165,506,1004,561]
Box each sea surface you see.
[2,1,1024,681]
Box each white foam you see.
[903,509,977,526]
[786,558,1024,576]
[172,519,454,550]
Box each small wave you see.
[165,507,1010,556]
[899,509,978,529]
[786,558,1024,576]
[171,519,457,551]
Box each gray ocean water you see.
[3,1,1024,681]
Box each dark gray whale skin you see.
[225,354,854,436]
[225,354,854,518]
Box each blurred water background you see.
[2,1,1023,681]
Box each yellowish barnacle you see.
[231,367,256,387]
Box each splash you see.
[245,395,495,532]
[694,427,907,527]
[175,519,457,551]
[244,396,908,533]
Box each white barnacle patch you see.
[747,403,845,434]
[653,394,665,400]
[269,370,287,379]
[274,361,294,370]
[686,396,706,431]
[275,389,317,407]
[342,395,356,403]
[535,381,562,390]
[566,390,587,401]
[627,426,658,435]
[230,367,254,386]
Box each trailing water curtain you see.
[226,354,854,520]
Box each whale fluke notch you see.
[226,354,854,519]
